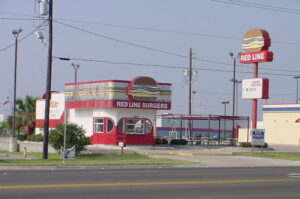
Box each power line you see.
[2,14,300,47]
[0,11,35,17]
[53,56,295,77]
[52,20,300,75]
[56,17,240,40]
[0,17,39,21]
[2,16,299,75]
[55,17,300,47]
[212,0,300,15]
[230,0,300,13]
[54,20,188,59]
[0,20,47,53]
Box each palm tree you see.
[5,113,23,134]
[15,96,37,137]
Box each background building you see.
[263,104,300,145]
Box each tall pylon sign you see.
[239,29,273,129]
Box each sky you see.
[0,0,300,120]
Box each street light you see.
[221,101,230,139]
[229,52,237,117]
[12,28,22,138]
[235,80,242,116]
[221,101,230,116]
[71,63,80,84]
[230,52,240,138]
[230,79,242,116]
[294,76,300,103]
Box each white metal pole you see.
[62,109,67,164]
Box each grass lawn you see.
[0,151,194,166]
[235,152,300,161]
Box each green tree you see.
[15,95,37,136]
[49,123,90,154]
[0,121,9,136]
[5,114,23,134]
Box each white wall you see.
[68,108,93,136]
[68,108,156,137]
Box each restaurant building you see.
[35,76,172,145]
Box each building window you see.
[94,117,115,133]
[107,118,114,133]
[94,118,104,133]
[145,119,152,134]
[126,119,144,134]
[118,119,124,133]
[117,118,153,135]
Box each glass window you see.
[126,119,144,134]
[145,119,152,134]
[117,118,152,135]
[94,118,104,133]
[117,119,125,133]
[107,118,114,133]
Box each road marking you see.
[1,179,300,189]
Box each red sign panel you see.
[239,51,273,64]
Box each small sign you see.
[61,146,76,159]
[251,129,265,146]
[118,142,126,147]
[242,78,269,99]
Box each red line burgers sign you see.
[239,29,273,64]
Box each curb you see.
[167,152,234,156]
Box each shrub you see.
[17,134,27,141]
[239,142,268,148]
[27,134,44,142]
[154,138,168,145]
[239,142,252,147]
[170,139,188,145]
[49,123,90,154]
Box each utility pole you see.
[188,48,193,139]
[230,52,236,137]
[222,101,229,139]
[12,29,22,138]
[43,0,53,159]
[189,48,192,115]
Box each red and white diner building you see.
[35,76,172,145]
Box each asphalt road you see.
[1,167,300,199]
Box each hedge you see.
[27,134,44,142]
[239,142,268,148]
[170,139,188,145]
[154,138,168,145]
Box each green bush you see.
[239,142,252,147]
[49,123,90,154]
[170,139,188,145]
[27,134,44,142]
[154,138,168,145]
[17,134,27,141]
[239,142,268,148]
[257,143,268,148]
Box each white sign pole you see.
[62,109,67,164]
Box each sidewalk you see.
[149,144,300,167]
[86,143,300,156]
[85,144,300,167]
[1,144,300,168]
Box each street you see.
[1,167,300,199]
